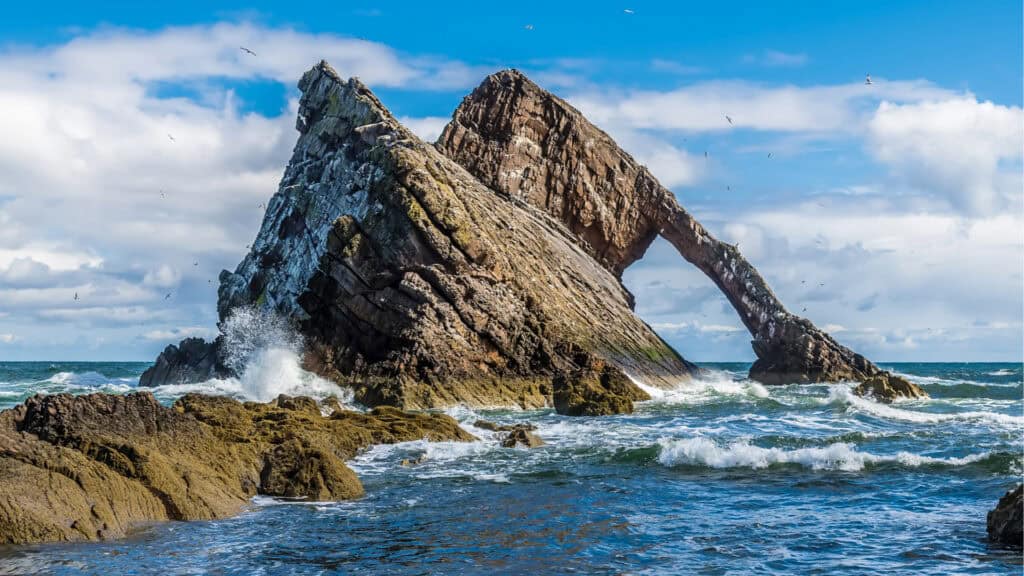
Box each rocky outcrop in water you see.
[854,374,927,403]
[0,392,472,544]
[437,69,915,395]
[987,484,1023,547]
[139,337,228,387]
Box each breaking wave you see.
[826,386,1024,428]
[656,436,994,471]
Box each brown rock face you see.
[0,392,473,544]
[987,484,1023,547]
[209,62,696,408]
[436,69,901,389]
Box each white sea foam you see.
[633,372,770,405]
[657,436,991,471]
[827,386,1024,428]
[149,307,352,404]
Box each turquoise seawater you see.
[0,361,1020,574]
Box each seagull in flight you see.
[165,292,172,300]
[239,46,256,57]
[704,151,708,159]
[159,190,166,198]
[73,292,79,301]
[193,261,198,266]
[767,153,773,159]
[167,134,176,142]
[864,74,873,85]
[725,115,733,125]
[623,9,635,14]
[524,24,534,30]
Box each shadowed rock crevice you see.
[436,69,919,393]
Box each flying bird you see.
[623,9,635,14]
[239,46,256,56]
[524,24,534,30]
[725,115,733,125]
[767,153,773,159]
[193,261,198,266]
[704,151,708,159]
[864,74,873,85]
[258,203,265,209]
[802,307,807,313]
[165,292,172,300]
[167,134,176,142]
[159,190,166,198]
[73,292,79,301]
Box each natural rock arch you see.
[436,69,884,385]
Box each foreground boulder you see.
[553,357,650,416]
[987,484,1023,547]
[854,374,928,402]
[0,392,473,544]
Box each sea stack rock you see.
[437,69,915,393]
[144,62,921,403]
[987,484,1023,547]
[139,336,228,387]
[209,61,697,409]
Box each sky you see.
[0,1,1021,362]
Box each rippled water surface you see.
[0,362,1021,575]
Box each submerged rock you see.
[854,374,928,402]
[987,484,1023,547]
[552,356,650,416]
[0,392,473,544]
[473,419,537,432]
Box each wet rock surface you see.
[500,427,545,448]
[987,484,1023,547]
[0,392,473,544]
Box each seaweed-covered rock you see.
[0,392,473,544]
[987,484,1023,547]
[552,357,650,416]
[854,374,928,402]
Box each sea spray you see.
[214,306,349,403]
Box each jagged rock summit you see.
[142,62,923,405]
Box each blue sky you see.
[0,1,1021,361]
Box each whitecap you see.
[826,385,1024,428]
[657,436,990,471]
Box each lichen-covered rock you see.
[987,484,1023,547]
[437,69,896,389]
[552,357,650,416]
[139,336,228,387]
[854,374,928,402]
[0,392,473,544]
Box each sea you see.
[0,360,1020,575]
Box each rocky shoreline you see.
[0,392,473,544]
